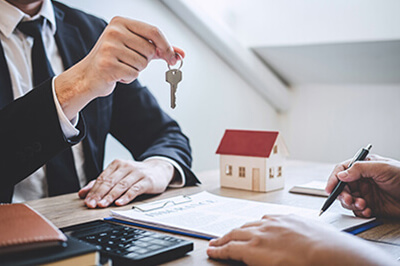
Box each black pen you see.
[319,144,372,216]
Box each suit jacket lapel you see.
[0,41,13,110]
[53,7,86,69]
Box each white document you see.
[111,191,375,239]
[289,180,329,197]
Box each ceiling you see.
[253,40,400,86]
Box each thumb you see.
[78,180,96,199]
[337,161,383,183]
[173,47,185,59]
[167,46,185,66]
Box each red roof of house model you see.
[216,130,279,158]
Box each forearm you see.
[309,234,396,266]
[54,60,97,121]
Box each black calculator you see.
[61,220,193,265]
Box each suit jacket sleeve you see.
[53,0,199,185]
[109,81,199,186]
[0,79,85,202]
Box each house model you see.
[216,130,289,192]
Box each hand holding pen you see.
[320,144,372,216]
[324,151,400,218]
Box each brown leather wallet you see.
[0,203,67,255]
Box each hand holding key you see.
[55,16,185,120]
[166,54,183,109]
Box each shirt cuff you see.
[144,156,186,188]
[52,77,80,139]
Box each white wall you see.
[58,0,279,172]
[186,0,400,163]
[58,0,400,170]
[280,84,400,163]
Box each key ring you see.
[167,53,183,70]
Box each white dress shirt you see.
[0,0,185,203]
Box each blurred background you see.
[60,0,400,172]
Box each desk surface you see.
[27,161,400,265]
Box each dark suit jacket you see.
[0,1,199,202]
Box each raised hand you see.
[55,16,184,120]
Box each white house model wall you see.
[217,130,288,192]
[219,154,285,192]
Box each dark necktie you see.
[18,18,80,196]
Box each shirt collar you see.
[0,0,56,38]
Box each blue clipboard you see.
[345,219,382,235]
[105,217,380,239]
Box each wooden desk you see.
[26,161,400,265]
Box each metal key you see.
[166,55,183,109]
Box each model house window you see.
[225,165,232,176]
[239,167,246,177]
[277,166,282,177]
[269,167,274,178]
[273,145,278,154]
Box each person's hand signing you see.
[54,16,184,121]
[326,154,400,218]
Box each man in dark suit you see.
[0,0,199,207]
